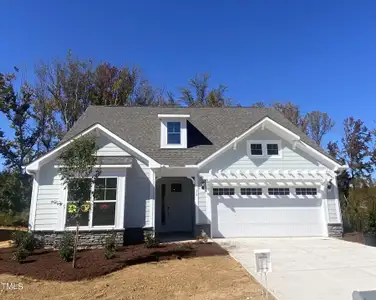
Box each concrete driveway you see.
[217,238,376,300]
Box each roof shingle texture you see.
[61,106,338,167]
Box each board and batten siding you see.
[203,128,328,172]
[196,185,210,224]
[124,159,153,228]
[33,161,61,230]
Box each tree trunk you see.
[72,220,79,268]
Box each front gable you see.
[197,117,343,171]
[202,128,327,172]
[26,124,160,174]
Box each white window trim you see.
[247,140,282,159]
[64,176,119,230]
[160,118,187,149]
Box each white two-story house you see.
[25,106,347,247]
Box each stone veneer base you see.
[33,230,124,249]
[328,223,343,238]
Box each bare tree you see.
[272,102,308,133]
[305,111,335,145]
[35,51,93,133]
[179,73,231,107]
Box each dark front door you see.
[158,178,193,233]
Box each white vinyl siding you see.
[34,161,61,230]
[96,135,130,156]
[32,134,153,232]
[203,128,328,172]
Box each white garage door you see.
[211,187,325,238]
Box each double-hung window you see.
[250,143,263,156]
[93,178,117,226]
[65,179,91,227]
[248,140,281,158]
[65,177,118,228]
[167,122,181,144]
[267,143,279,155]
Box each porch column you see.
[148,169,156,229]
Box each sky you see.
[2,0,376,147]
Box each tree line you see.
[0,51,375,232]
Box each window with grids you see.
[267,143,279,155]
[213,188,235,195]
[93,178,117,226]
[250,143,263,155]
[65,178,118,228]
[296,188,317,195]
[167,122,181,144]
[268,188,290,196]
[65,179,91,227]
[240,188,262,195]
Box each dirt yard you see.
[0,241,273,300]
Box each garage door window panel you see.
[296,188,317,196]
[268,188,290,196]
[240,188,262,196]
[213,188,235,196]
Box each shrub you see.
[12,247,30,263]
[144,230,160,248]
[59,232,74,262]
[196,229,209,243]
[11,230,37,252]
[104,232,116,260]
[0,211,29,227]
[367,212,376,235]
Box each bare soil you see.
[0,242,273,300]
[0,242,228,281]
[343,232,365,244]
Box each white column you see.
[194,175,200,224]
[149,169,156,229]
[116,173,126,229]
[333,177,342,223]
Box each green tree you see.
[0,171,23,213]
[0,73,42,212]
[58,135,101,268]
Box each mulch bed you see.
[343,232,365,244]
[0,227,27,242]
[0,242,227,281]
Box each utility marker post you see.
[254,249,272,300]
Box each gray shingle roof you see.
[56,156,133,165]
[61,106,339,167]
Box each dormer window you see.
[167,122,181,144]
[158,114,190,149]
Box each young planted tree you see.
[58,136,101,268]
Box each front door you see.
[158,179,193,233]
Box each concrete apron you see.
[216,237,376,300]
